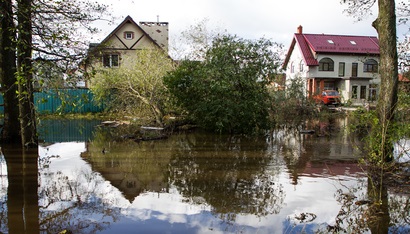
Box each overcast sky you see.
[93,0,407,49]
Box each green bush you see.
[165,35,282,134]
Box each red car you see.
[315,90,341,106]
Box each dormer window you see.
[124,31,134,40]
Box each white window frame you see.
[124,31,134,40]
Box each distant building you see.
[283,25,380,105]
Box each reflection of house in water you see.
[301,161,363,178]
[277,116,364,184]
[302,117,362,161]
[80,142,170,202]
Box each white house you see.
[283,26,380,105]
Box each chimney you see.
[297,25,303,34]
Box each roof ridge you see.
[301,33,378,38]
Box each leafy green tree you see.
[0,0,110,146]
[165,35,282,134]
[270,76,317,126]
[91,48,175,127]
[340,2,408,231]
[342,0,402,164]
[17,0,37,146]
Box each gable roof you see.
[283,28,379,69]
[97,15,163,50]
[295,34,318,66]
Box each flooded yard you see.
[0,118,409,233]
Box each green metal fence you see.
[0,89,104,114]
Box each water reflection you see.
[38,119,101,143]
[272,117,363,186]
[1,146,39,233]
[0,117,408,233]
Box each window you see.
[299,60,304,72]
[368,84,378,101]
[124,31,134,40]
[360,86,366,99]
[102,54,119,68]
[290,62,295,73]
[352,85,358,99]
[338,62,345,77]
[364,59,378,73]
[319,58,334,71]
[352,63,358,77]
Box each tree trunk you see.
[367,179,390,233]
[17,0,37,147]
[0,0,21,143]
[4,146,40,234]
[372,0,398,162]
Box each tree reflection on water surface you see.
[0,118,408,233]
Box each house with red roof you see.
[283,26,380,105]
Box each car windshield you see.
[325,91,339,96]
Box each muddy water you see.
[0,118,408,233]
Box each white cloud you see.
[91,0,408,53]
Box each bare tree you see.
[170,18,227,61]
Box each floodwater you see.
[0,117,409,234]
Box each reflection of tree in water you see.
[0,193,7,232]
[38,152,121,233]
[0,153,7,232]
[318,178,410,233]
[168,132,285,219]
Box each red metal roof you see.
[295,34,318,66]
[303,34,379,55]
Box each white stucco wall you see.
[285,44,308,83]
[309,54,380,80]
